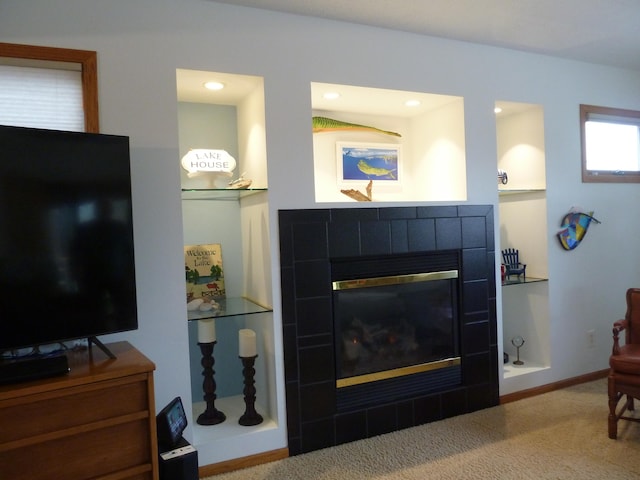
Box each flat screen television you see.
[0,125,137,357]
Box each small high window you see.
[581,104,640,183]
[0,42,99,132]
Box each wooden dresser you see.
[0,341,158,480]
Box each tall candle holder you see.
[238,355,263,426]
[196,341,226,425]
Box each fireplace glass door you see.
[333,270,459,387]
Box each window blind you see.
[0,64,84,131]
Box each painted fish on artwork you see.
[312,116,401,137]
[557,208,601,250]
[356,159,397,179]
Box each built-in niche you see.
[311,82,467,203]
[495,101,550,389]
[176,69,279,466]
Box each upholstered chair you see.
[608,288,640,439]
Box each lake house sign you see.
[181,149,236,175]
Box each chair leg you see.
[608,377,619,440]
[608,404,618,439]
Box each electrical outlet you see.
[587,329,595,348]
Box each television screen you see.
[0,125,137,351]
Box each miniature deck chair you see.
[608,288,640,439]
[501,248,526,281]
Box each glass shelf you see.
[502,276,548,287]
[181,188,267,201]
[498,188,545,196]
[187,297,272,321]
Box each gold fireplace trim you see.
[336,357,461,388]
[332,270,458,291]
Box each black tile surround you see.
[279,206,498,455]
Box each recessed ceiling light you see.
[405,100,421,107]
[323,92,340,100]
[494,107,503,114]
[204,81,225,91]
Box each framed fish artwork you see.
[336,142,401,186]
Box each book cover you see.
[184,243,226,302]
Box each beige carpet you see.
[204,379,640,479]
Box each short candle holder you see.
[238,355,263,426]
[197,341,226,426]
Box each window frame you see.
[0,42,99,132]
[580,104,640,183]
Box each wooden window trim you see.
[581,104,640,183]
[0,42,99,132]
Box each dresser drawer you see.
[0,418,153,480]
[0,374,149,445]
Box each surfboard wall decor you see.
[557,208,601,251]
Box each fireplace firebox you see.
[332,252,461,391]
[279,206,498,456]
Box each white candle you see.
[197,319,216,343]
[239,329,257,357]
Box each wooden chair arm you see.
[612,319,628,355]
[613,319,628,333]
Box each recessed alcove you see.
[495,101,550,389]
[176,69,279,465]
[311,82,467,202]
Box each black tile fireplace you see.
[279,206,498,455]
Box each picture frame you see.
[336,142,401,185]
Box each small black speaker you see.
[159,437,198,480]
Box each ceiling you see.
[180,1,639,113]
[211,0,640,71]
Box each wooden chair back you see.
[625,288,640,345]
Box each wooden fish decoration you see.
[312,116,401,137]
[557,209,601,250]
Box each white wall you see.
[2,0,640,464]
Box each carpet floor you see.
[204,378,640,479]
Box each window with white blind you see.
[0,63,84,131]
[0,43,99,132]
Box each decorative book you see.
[184,243,226,302]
